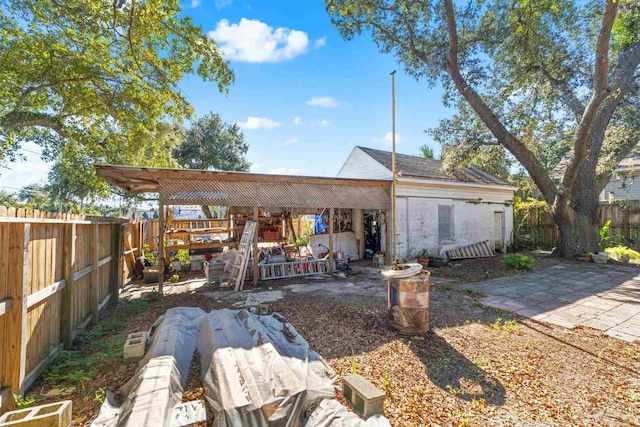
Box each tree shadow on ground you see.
[411,331,506,405]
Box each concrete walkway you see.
[460,264,640,342]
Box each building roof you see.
[357,146,511,186]
[95,165,391,209]
[551,145,640,179]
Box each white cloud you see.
[269,167,308,175]
[190,0,201,7]
[293,117,304,126]
[214,0,232,10]
[320,120,331,127]
[237,116,281,130]
[284,137,298,145]
[372,132,401,146]
[306,96,339,108]
[314,37,327,49]
[250,162,263,172]
[208,18,309,63]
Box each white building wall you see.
[336,147,393,179]
[601,174,640,201]
[394,182,514,260]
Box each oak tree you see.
[327,0,640,257]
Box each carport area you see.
[96,165,392,291]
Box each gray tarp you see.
[198,309,336,427]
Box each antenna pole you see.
[391,70,397,266]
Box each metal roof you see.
[357,146,511,186]
[95,165,391,209]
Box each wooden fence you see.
[0,207,141,412]
[515,201,640,249]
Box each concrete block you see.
[123,332,147,363]
[343,374,385,418]
[0,400,72,427]
[170,400,207,427]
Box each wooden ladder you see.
[445,240,494,260]
[230,220,257,292]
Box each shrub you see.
[143,243,155,265]
[169,274,180,283]
[176,249,190,265]
[502,253,535,271]
[605,246,640,262]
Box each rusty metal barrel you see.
[381,263,430,335]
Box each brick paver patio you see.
[460,264,640,342]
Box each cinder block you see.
[257,303,271,316]
[0,400,72,427]
[342,374,385,418]
[170,400,207,427]
[123,332,147,363]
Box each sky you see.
[2,0,451,191]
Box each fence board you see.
[0,207,140,413]
[515,201,640,250]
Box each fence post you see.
[61,223,76,349]
[109,224,122,306]
[91,224,100,325]
[6,223,30,401]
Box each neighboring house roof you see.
[356,146,511,186]
[551,146,640,179]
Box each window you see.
[438,205,454,241]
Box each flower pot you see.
[592,252,609,264]
[418,257,430,268]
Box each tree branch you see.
[540,68,585,120]
[556,0,618,211]
[441,0,557,204]
[1,111,69,138]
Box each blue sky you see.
[3,0,450,191]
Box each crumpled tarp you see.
[91,307,206,427]
[197,309,336,427]
[306,400,391,427]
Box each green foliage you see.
[169,274,180,283]
[0,0,233,162]
[123,299,149,317]
[143,243,156,265]
[175,249,190,265]
[173,113,250,172]
[502,254,535,271]
[598,220,620,251]
[604,246,640,262]
[513,197,549,249]
[490,318,520,333]
[295,221,313,246]
[13,393,43,409]
[418,144,435,159]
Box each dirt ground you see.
[29,253,640,426]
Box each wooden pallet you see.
[229,220,257,292]
[445,240,494,259]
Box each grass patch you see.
[490,317,521,334]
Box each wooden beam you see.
[6,222,30,399]
[26,279,65,309]
[0,387,11,414]
[385,209,392,265]
[61,223,75,349]
[329,209,334,275]
[21,345,61,394]
[116,224,125,298]
[353,209,365,260]
[252,207,259,286]
[98,255,113,268]
[0,217,124,225]
[90,224,100,326]
[0,297,13,317]
[158,202,165,294]
[98,294,111,312]
[72,265,92,281]
[109,224,121,307]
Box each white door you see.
[494,212,505,251]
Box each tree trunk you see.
[555,214,600,258]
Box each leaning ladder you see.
[445,240,494,260]
[230,220,257,292]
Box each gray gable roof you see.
[551,145,640,179]
[357,146,510,186]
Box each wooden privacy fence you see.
[0,207,141,412]
[515,201,640,249]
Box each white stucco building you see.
[337,146,517,260]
